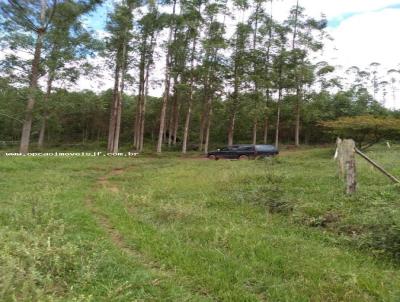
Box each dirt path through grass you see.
[96,167,124,193]
[85,164,214,301]
[85,195,176,285]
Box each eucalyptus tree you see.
[38,1,101,148]
[106,0,137,154]
[1,0,59,153]
[387,69,400,105]
[167,8,191,147]
[272,28,290,148]
[181,0,203,153]
[0,0,101,153]
[358,70,371,89]
[258,1,276,144]
[379,80,389,105]
[226,20,251,146]
[346,66,375,95]
[314,61,336,91]
[345,66,361,89]
[286,1,326,146]
[198,0,227,153]
[133,1,160,151]
[368,62,381,99]
[289,0,301,146]
[156,0,178,153]
[247,0,270,144]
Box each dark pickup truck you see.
[207,144,279,160]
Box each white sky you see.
[322,1,400,109]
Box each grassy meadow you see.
[1,146,400,301]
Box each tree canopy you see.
[320,115,400,149]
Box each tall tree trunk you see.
[138,32,155,152]
[167,104,173,146]
[157,0,177,153]
[292,0,301,146]
[199,51,213,151]
[20,0,47,154]
[38,72,54,149]
[134,40,146,150]
[264,2,274,146]
[113,43,128,153]
[164,105,169,142]
[109,17,130,154]
[204,106,212,154]
[200,13,220,151]
[168,76,178,146]
[37,119,46,148]
[294,87,301,146]
[199,98,206,151]
[227,112,235,146]
[227,21,242,146]
[200,89,212,151]
[252,118,257,144]
[199,53,215,151]
[202,88,214,153]
[263,114,268,144]
[172,76,182,146]
[139,64,150,152]
[134,79,143,150]
[182,96,193,153]
[107,55,121,153]
[275,88,282,148]
[20,30,45,154]
[251,2,260,146]
[172,101,180,145]
[182,23,198,153]
[157,65,170,152]
[133,100,140,149]
[113,95,122,153]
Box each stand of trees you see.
[0,0,399,153]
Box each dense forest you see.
[1,0,399,154]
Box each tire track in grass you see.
[96,168,123,193]
[97,164,269,301]
[85,164,214,301]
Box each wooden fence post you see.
[335,137,344,176]
[336,138,357,194]
[335,138,400,194]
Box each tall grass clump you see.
[227,157,295,215]
[0,195,94,301]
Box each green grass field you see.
[1,146,400,301]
